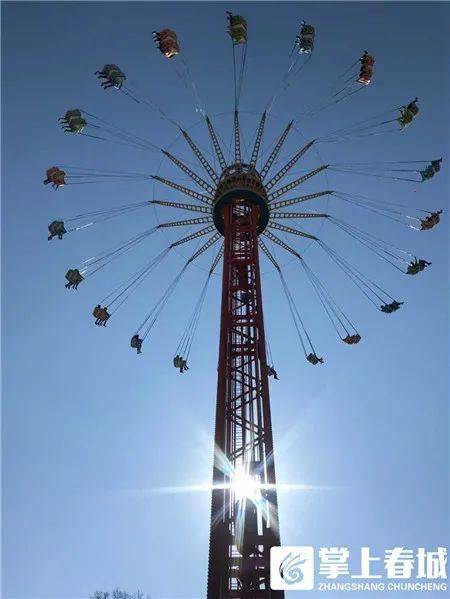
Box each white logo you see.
[270,546,447,592]
[271,546,314,590]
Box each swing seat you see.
[45,167,66,186]
[156,29,180,58]
[48,220,66,237]
[357,74,372,85]
[65,269,83,283]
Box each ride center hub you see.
[212,163,270,235]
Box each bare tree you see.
[91,590,149,599]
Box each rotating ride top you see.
[45,11,444,598]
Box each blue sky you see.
[2,2,448,598]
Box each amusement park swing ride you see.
[45,13,443,598]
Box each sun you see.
[231,465,263,503]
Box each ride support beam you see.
[269,221,318,240]
[187,232,221,263]
[258,239,281,272]
[268,165,329,201]
[207,197,284,599]
[181,129,220,184]
[234,110,242,165]
[206,116,228,170]
[150,199,212,215]
[158,216,213,229]
[209,243,225,274]
[249,111,267,168]
[152,175,213,205]
[162,150,216,195]
[170,224,216,248]
[270,190,332,211]
[265,140,316,191]
[270,211,329,220]
[263,230,302,260]
[260,121,293,180]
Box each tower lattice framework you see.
[207,196,284,598]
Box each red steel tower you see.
[207,113,285,598]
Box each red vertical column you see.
[207,198,284,599]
